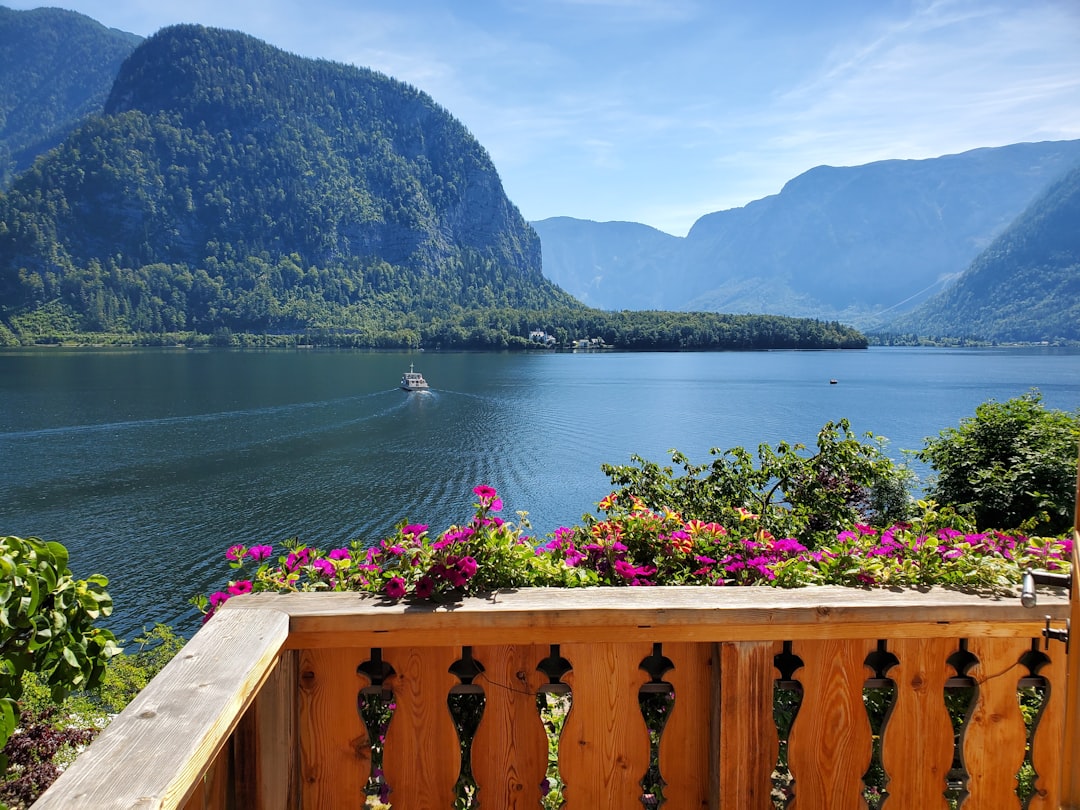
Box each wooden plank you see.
[231,650,298,810]
[297,647,368,809]
[381,645,460,809]
[559,641,652,809]
[470,644,549,809]
[1028,640,1067,810]
[31,607,289,810]
[787,638,876,810]
[716,641,779,810]
[228,588,1069,649]
[962,637,1029,810]
[879,638,954,809]
[658,641,714,810]
[1060,517,1080,809]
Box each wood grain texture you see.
[381,645,460,809]
[879,638,955,810]
[470,644,549,809]
[717,641,781,810]
[298,647,369,809]
[30,607,289,810]
[962,637,1029,810]
[787,638,876,810]
[657,641,713,810]
[1027,640,1067,810]
[559,641,652,809]
[232,649,298,810]
[1061,526,1080,809]
[225,587,1069,649]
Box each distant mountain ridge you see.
[0,6,141,187]
[889,163,1080,342]
[533,140,1080,331]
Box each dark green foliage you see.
[0,24,566,336]
[0,7,140,188]
[893,164,1080,343]
[0,535,119,776]
[917,391,1080,533]
[600,419,912,546]
[0,24,867,351]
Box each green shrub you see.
[917,391,1080,533]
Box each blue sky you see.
[11,0,1080,235]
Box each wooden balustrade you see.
[31,582,1077,810]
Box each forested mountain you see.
[0,24,575,339]
[886,165,1080,343]
[0,6,140,188]
[534,141,1080,329]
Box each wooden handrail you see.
[31,585,1073,810]
[31,607,289,810]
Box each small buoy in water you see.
[829,379,838,384]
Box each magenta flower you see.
[414,576,435,599]
[402,523,428,539]
[285,548,311,571]
[226,545,246,561]
[384,577,407,599]
[227,580,253,596]
[313,559,336,579]
[473,484,497,500]
[249,544,273,561]
[209,590,231,608]
[458,556,479,579]
[328,548,351,560]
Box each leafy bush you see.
[917,391,1079,533]
[3,624,183,808]
[0,536,119,764]
[600,419,914,549]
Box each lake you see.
[1,345,1077,639]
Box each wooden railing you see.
[31,577,1077,810]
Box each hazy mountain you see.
[534,141,1080,327]
[887,164,1080,343]
[0,24,571,336]
[0,5,141,188]
[530,218,681,310]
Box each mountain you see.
[531,218,681,310]
[534,141,1080,326]
[886,164,1080,343]
[0,24,572,337]
[0,6,141,188]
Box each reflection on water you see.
[1,346,1077,638]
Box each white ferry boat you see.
[400,363,429,391]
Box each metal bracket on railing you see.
[1020,567,1072,608]
[1042,615,1071,654]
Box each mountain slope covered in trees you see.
[0,5,140,188]
[887,164,1080,342]
[0,24,572,338]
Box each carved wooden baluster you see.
[878,638,954,810]
[382,645,460,809]
[787,638,876,810]
[470,643,549,809]
[659,641,714,809]
[560,641,652,809]
[771,640,804,809]
[638,643,675,808]
[1018,642,1066,810]
[298,647,370,808]
[962,637,1029,810]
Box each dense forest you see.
[0,22,867,351]
[0,6,140,188]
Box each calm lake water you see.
[1,346,1078,639]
